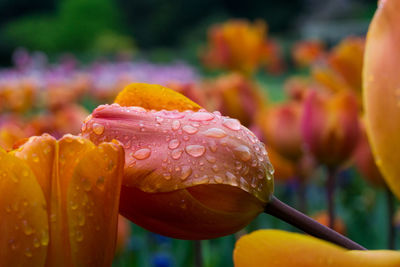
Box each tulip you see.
[292,40,325,68]
[259,102,303,162]
[82,83,274,239]
[0,134,124,266]
[207,73,266,127]
[234,230,400,267]
[201,19,277,75]
[363,0,400,199]
[302,90,360,168]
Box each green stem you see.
[193,240,203,267]
[386,186,396,250]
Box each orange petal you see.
[67,141,124,266]
[234,230,400,267]
[363,0,400,198]
[114,83,202,111]
[12,134,124,266]
[0,148,48,267]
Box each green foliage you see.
[4,0,135,53]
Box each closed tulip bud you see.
[82,83,274,239]
[302,91,360,168]
[259,102,303,161]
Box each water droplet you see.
[209,141,218,152]
[163,173,172,180]
[155,116,164,123]
[33,237,40,248]
[234,145,252,161]
[171,148,183,160]
[183,125,198,134]
[24,248,33,258]
[212,164,219,172]
[222,118,241,131]
[75,230,83,242]
[133,148,151,160]
[81,178,92,191]
[180,166,192,180]
[185,145,206,157]
[93,123,105,135]
[205,155,216,163]
[214,175,223,183]
[168,139,180,149]
[40,230,49,246]
[9,239,18,250]
[225,171,237,183]
[32,153,40,163]
[22,220,34,235]
[172,120,181,131]
[194,175,209,185]
[77,212,85,226]
[183,135,190,141]
[203,128,227,138]
[190,112,214,121]
[96,176,105,189]
[70,201,78,210]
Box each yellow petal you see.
[363,0,400,199]
[0,148,48,267]
[114,83,202,111]
[234,230,400,267]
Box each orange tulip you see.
[208,73,266,127]
[292,40,325,68]
[234,230,400,267]
[0,134,124,266]
[312,37,364,100]
[202,19,276,75]
[259,102,303,161]
[82,83,274,239]
[363,0,400,199]
[302,90,360,168]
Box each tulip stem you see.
[264,196,366,250]
[327,168,336,229]
[386,186,396,250]
[193,240,203,267]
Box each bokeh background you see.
[0,1,393,267]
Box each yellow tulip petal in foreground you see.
[363,0,400,198]
[0,134,124,267]
[234,230,400,267]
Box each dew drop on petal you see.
[180,166,192,180]
[203,128,227,138]
[222,118,241,131]
[168,139,180,149]
[182,125,198,134]
[233,145,252,161]
[214,175,223,183]
[185,145,206,157]
[93,123,105,135]
[171,148,183,160]
[190,112,214,121]
[206,155,216,163]
[172,120,181,131]
[163,173,172,180]
[133,148,151,160]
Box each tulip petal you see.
[363,0,400,198]
[12,134,124,266]
[0,148,48,267]
[234,230,400,267]
[67,141,124,266]
[114,83,202,111]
